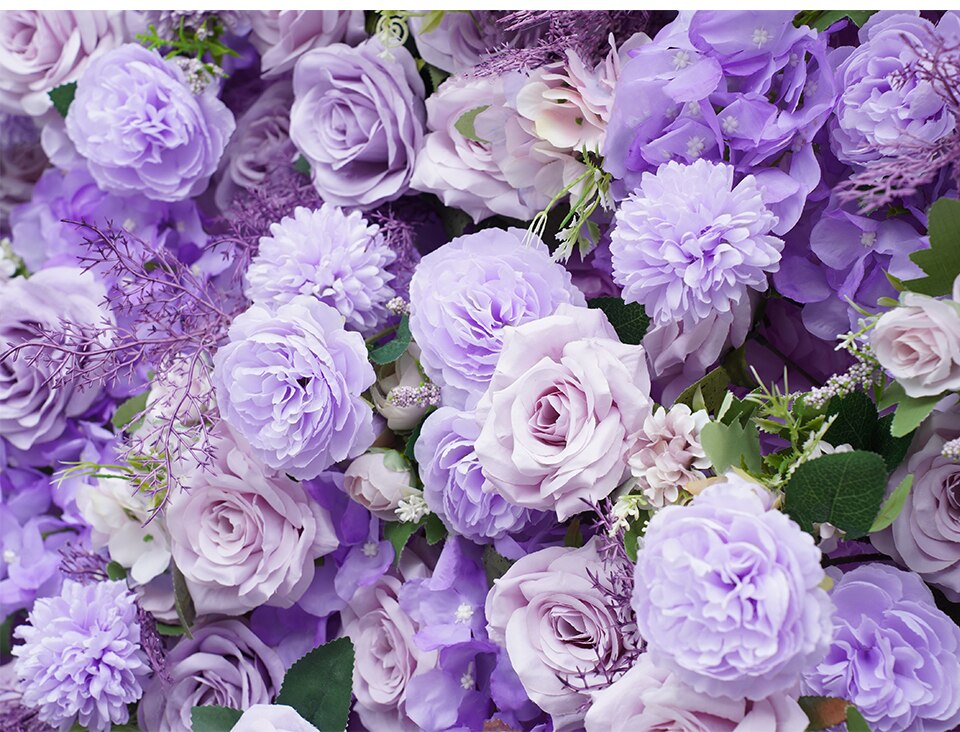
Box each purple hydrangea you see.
[416,406,540,544]
[610,159,783,327]
[0,505,68,617]
[408,227,585,409]
[631,475,833,700]
[802,564,960,732]
[213,296,376,480]
[244,204,397,332]
[13,580,150,732]
[65,43,235,201]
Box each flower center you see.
[455,601,475,624]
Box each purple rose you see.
[66,43,235,201]
[632,474,833,700]
[291,38,425,209]
[585,655,809,732]
[409,12,494,74]
[138,619,284,732]
[0,267,110,451]
[213,296,376,480]
[0,11,127,116]
[475,304,651,520]
[485,537,630,732]
[248,10,364,77]
[0,113,46,229]
[233,705,318,732]
[409,228,585,409]
[802,564,960,732]
[343,449,418,522]
[167,429,339,615]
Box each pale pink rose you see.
[475,304,651,520]
[248,10,364,77]
[343,449,418,522]
[871,288,960,398]
[233,705,319,732]
[585,655,809,732]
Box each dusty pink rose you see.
[475,304,651,520]
[248,10,364,77]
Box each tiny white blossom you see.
[395,493,430,523]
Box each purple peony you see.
[291,38,425,209]
[138,618,285,732]
[13,580,150,732]
[244,204,397,332]
[248,10,364,77]
[213,296,376,480]
[66,43,235,201]
[408,227,585,409]
[802,564,960,732]
[416,406,539,544]
[610,159,783,327]
[632,474,833,700]
[830,11,960,164]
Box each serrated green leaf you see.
[454,105,491,143]
[48,82,77,118]
[482,545,514,585]
[586,297,649,346]
[700,419,762,474]
[797,696,849,731]
[172,561,195,638]
[276,637,355,732]
[784,451,888,539]
[875,413,913,471]
[424,63,450,95]
[369,315,411,365]
[674,365,732,416]
[870,473,913,533]
[293,154,311,176]
[106,561,127,581]
[191,705,243,732]
[904,197,960,296]
[846,705,873,732]
[111,391,148,432]
[384,518,423,566]
[824,391,876,451]
[891,393,941,437]
[424,513,447,544]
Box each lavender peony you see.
[212,296,376,480]
[291,38,425,209]
[408,227,585,409]
[248,10,364,77]
[66,43,235,201]
[632,474,833,700]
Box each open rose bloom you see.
[4,9,960,732]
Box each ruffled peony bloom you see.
[408,227,585,409]
[248,10,364,77]
[13,580,150,732]
[343,449,418,522]
[138,618,285,732]
[66,44,235,201]
[233,705,319,732]
[244,205,396,332]
[0,10,127,116]
[416,406,538,544]
[629,403,710,508]
[166,429,339,615]
[291,38,425,209]
[610,159,783,327]
[213,296,376,480]
[802,564,960,732]
[475,304,652,521]
[632,474,833,700]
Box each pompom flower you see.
[631,474,833,700]
[610,159,783,326]
[212,295,376,480]
[245,204,396,332]
[13,580,150,732]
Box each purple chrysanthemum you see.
[610,159,783,327]
[12,580,150,732]
[244,204,397,332]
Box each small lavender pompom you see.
[610,159,783,327]
[245,204,396,332]
[13,580,150,732]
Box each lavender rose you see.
[632,474,833,700]
[408,228,585,409]
[585,655,809,732]
[233,705,318,732]
[485,538,630,732]
[0,267,110,451]
[212,296,376,480]
[475,304,651,521]
[0,113,46,229]
[66,43,235,201]
[0,11,127,116]
[871,287,960,398]
[291,38,425,209]
[248,10,364,77]
[166,429,339,616]
[138,619,285,732]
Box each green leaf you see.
[798,696,850,731]
[384,518,423,565]
[49,82,77,118]
[156,622,187,637]
[784,451,888,539]
[482,545,514,585]
[293,154,311,177]
[623,523,641,562]
[111,391,148,432]
[795,10,876,31]
[825,391,914,470]
[700,419,762,474]
[904,197,960,296]
[424,63,450,95]
[891,393,941,437]
[419,9,446,34]
[424,513,447,544]
[586,297,650,345]
[106,561,127,581]
[276,637,355,732]
[369,315,411,365]
[454,105,491,143]
[875,413,913,472]
[675,365,732,417]
[172,561,196,638]
[191,705,243,732]
[870,473,913,533]
[846,706,873,732]
[440,205,472,239]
